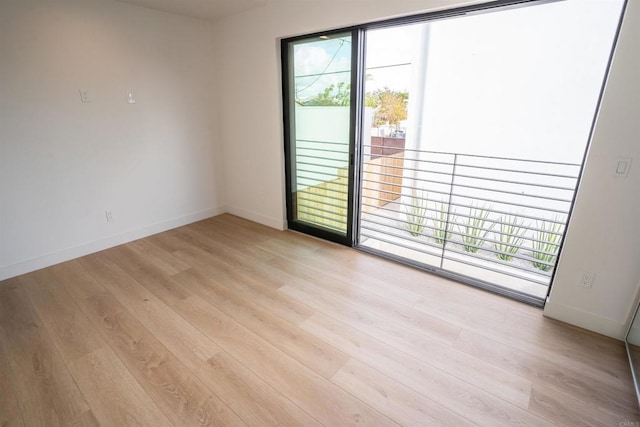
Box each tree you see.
[365,88,408,128]
[301,82,350,106]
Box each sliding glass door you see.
[282,30,359,245]
[356,1,624,304]
[282,0,624,306]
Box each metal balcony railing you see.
[358,145,581,297]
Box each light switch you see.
[126,90,136,104]
[79,89,90,103]
[615,157,632,177]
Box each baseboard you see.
[223,205,286,231]
[0,207,223,281]
[543,300,627,340]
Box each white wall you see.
[215,0,640,339]
[414,0,622,163]
[544,0,640,339]
[0,0,222,280]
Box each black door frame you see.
[281,28,362,246]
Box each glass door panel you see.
[282,31,356,244]
[356,1,624,304]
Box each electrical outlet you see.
[580,271,595,288]
[105,210,114,222]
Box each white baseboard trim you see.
[543,300,626,340]
[223,206,286,231]
[0,207,223,281]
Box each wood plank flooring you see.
[0,213,638,426]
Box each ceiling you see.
[115,0,268,20]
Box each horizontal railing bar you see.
[297,180,348,191]
[363,212,560,258]
[360,192,567,227]
[366,163,577,191]
[298,189,348,199]
[450,243,553,272]
[363,169,452,186]
[359,226,553,277]
[363,144,447,154]
[441,245,552,278]
[452,184,574,203]
[361,224,554,276]
[363,203,562,247]
[364,156,453,176]
[451,192,571,215]
[360,222,444,252]
[297,196,347,210]
[363,180,572,212]
[362,183,446,201]
[364,170,574,202]
[363,150,579,180]
[383,163,457,178]
[455,163,579,179]
[356,144,578,289]
[359,233,446,261]
[361,180,451,198]
[440,252,550,284]
[448,200,566,226]
[296,161,342,170]
[296,153,349,163]
[297,170,347,181]
[297,214,345,233]
[297,139,349,146]
[298,187,348,197]
[369,168,577,193]
[367,151,577,181]
[455,152,581,168]
[294,69,350,79]
[361,144,581,167]
[360,232,549,285]
[298,183,347,193]
[365,167,576,192]
[362,187,565,232]
[364,151,455,167]
[298,205,347,219]
[297,203,347,219]
[362,182,571,214]
[297,146,349,155]
[359,229,445,256]
[361,197,566,235]
[362,211,447,240]
[453,172,577,191]
[450,219,563,247]
[297,192,347,204]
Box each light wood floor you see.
[1,214,638,426]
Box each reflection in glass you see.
[290,34,352,234]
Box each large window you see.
[281,0,625,305]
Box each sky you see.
[293,35,352,100]
[292,26,419,99]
